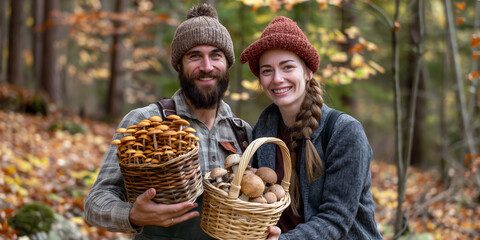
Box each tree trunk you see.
[33,0,45,88]
[0,0,7,83]
[107,0,128,120]
[443,0,477,156]
[338,0,357,111]
[7,0,24,86]
[392,0,406,236]
[406,0,425,166]
[40,0,61,104]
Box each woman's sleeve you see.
[280,117,373,240]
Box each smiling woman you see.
[240,16,383,239]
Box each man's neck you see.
[184,96,218,130]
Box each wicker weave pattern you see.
[201,137,291,240]
[119,144,203,204]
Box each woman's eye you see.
[261,69,272,75]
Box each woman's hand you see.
[266,226,281,240]
[129,188,199,227]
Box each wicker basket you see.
[200,137,291,240]
[119,144,203,204]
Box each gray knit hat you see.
[170,4,235,71]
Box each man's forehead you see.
[186,45,223,54]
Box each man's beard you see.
[179,66,229,109]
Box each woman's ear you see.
[305,69,313,81]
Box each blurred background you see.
[0,0,479,239]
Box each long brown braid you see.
[289,78,324,217]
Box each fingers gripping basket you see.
[201,137,291,240]
[119,144,203,204]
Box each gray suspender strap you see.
[322,109,344,155]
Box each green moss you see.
[8,203,55,236]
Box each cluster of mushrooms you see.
[111,115,200,164]
[208,154,286,204]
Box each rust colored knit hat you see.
[240,16,319,77]
[171,4,234,71]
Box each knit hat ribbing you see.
[171,4,235,71]
[240,16,319,77]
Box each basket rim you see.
[119,144,199,168]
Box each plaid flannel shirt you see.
[84,90,252,234]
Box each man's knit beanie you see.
[240,16,319,77]
[171,4,234,71]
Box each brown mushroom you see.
[267,184,286,201]
[255,167,277,187]
[225,154,241,173]
[166,114,181,121]
[210,167,228,183]
[263,191,277,204]
[240,174,265,198]
[249,196,268,204]
[115,128,127,137]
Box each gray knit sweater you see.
[252,104,383,240]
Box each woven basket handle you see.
[228,137,292,200]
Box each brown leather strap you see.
[227,117,249,152]
[156,98,176,119]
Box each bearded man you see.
[84,4,252,239]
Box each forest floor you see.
[0,110,479,240]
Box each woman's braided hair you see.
[289,77,324,217]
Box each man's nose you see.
[199,57,214,73]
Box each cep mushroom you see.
[249,196,268,204]
[267,184,286,201]
[263,192,277,204]
[210,167,228,184]
[255,167,278,187]
[240,174,265,201]
[224,154,241,174]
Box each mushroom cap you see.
[267,184,286,200]
[148,116,163,122]
[137,121,150,128]
[166,114,181,120]
[121,135,136,143]
[126,128,137,134]
[183,127,196,133]
[111,139,121,145]
[115,128,127,134]
[224,154,241,169]
[135,129,148,135]
[156,125,170,131]
[240,174,265,198]
[249,196,268,204]
[163,130,177,136]
[255,167,278,185]
[210,167,228,179]
[263,191,277,204]
[173,119,190,127]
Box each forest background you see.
[0,0,479,239]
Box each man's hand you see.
[129,188,200,227]
[266,226,281,240]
